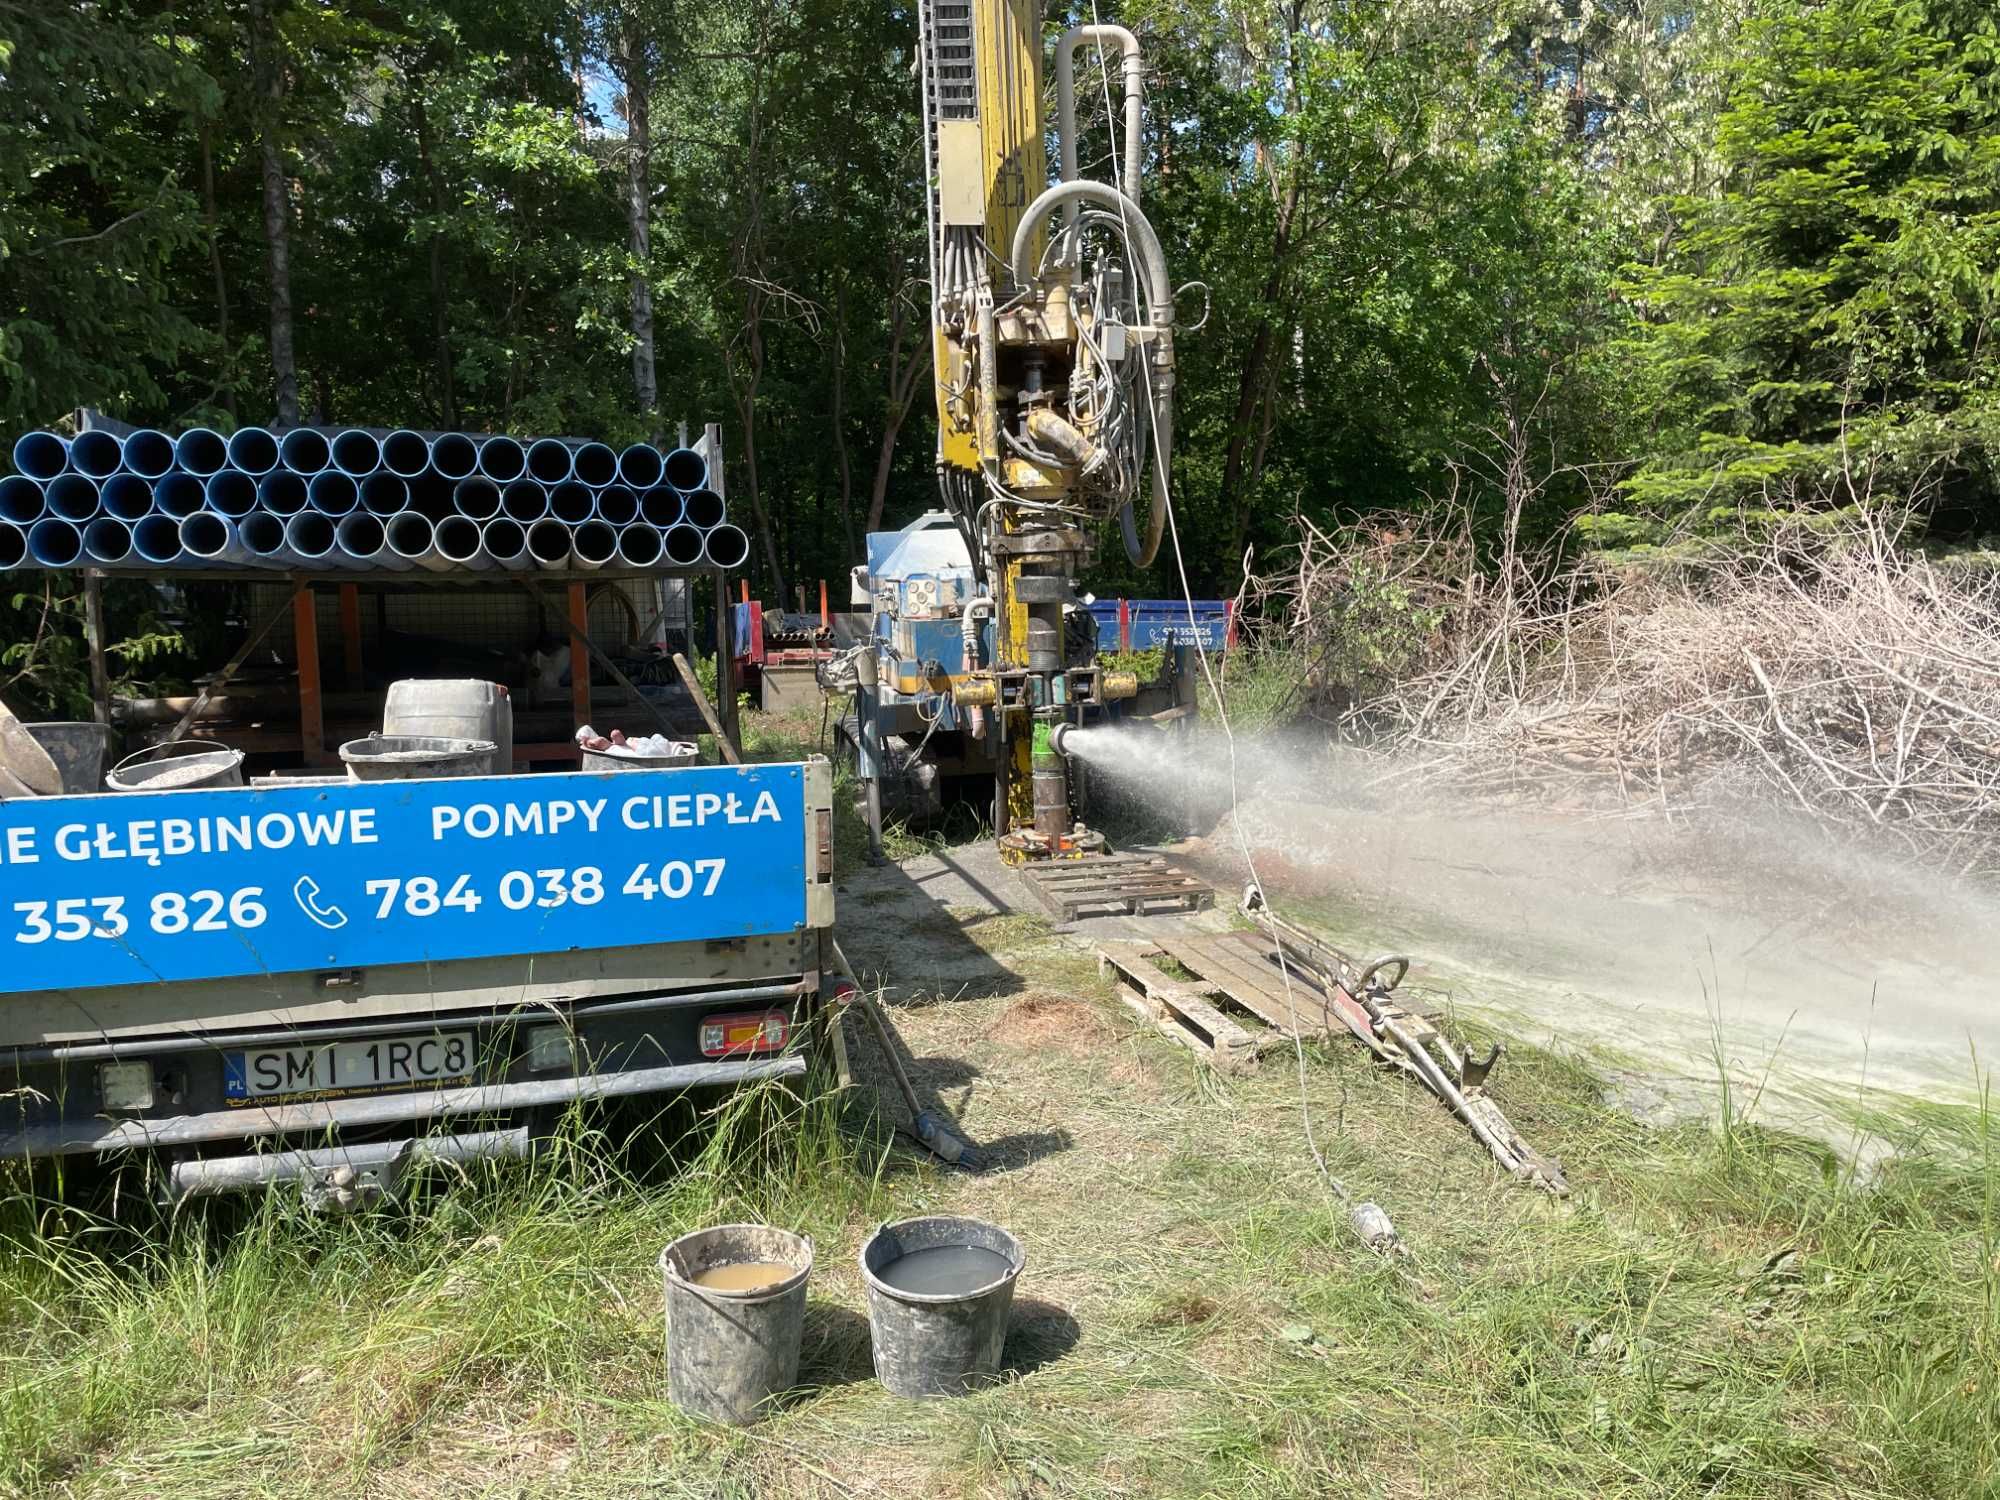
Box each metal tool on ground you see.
[830,937,979,1168]
[1239,889,1570,1195]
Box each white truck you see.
[0,757,836,1204]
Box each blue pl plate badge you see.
[0,765,807,994]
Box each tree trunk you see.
[732,299,787,600]
[866,283,928,531]
[197,118,235,421]
[1220,172,1302,562]
[412,96,456,428]
[829,282,857,554]
[247,0,299,427]
[623,15,659,436]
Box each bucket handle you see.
[109,738,238,775]
[661,1234,814,1309]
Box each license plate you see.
[225,1031,475,1104]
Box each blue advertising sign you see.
[0,765,808,995]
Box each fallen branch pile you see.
[1248,515,2000,876]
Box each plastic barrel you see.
[659,1224,812,1426]
[382,679,512,774]
[858,1216,1023,1398]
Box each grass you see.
[3,708,1996,1497]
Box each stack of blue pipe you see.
[0,425,749,574]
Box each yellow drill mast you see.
[916,0,1177,861]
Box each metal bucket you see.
[105,738,246,793]
[659,1224,813,1425]
[339,733,497,781]
[859,1216,1024,1397]
[25,721,114,795]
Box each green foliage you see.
[1622,0,2000,530]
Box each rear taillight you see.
[699,1009,790,1058]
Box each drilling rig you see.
[857,0,1177,864]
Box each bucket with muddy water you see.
[658,1223,813,1425]
[859,1215,1024,1397]
[105,738,245,792]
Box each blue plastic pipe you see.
[430,432,479,482]
[0,476,44,525]
[433,515,492,570]
[381,429,431,479]
[453,477,502,520]
[279,427,332,475]
[259,471,309,515]
[572,520,618,570]
[203,470,258,517]
[174,428,228,477]
[702,523,750,570]
[337,511,411,571]
[571,441,617,488]
[617,522,663,568]
[226,426,280,475]
[83,517,134,565]
[68,430,124,480]
[120,429,176,479]
[526,518,572,569]
[662,524,705,567]
[286,511,340,568]
[662,447,707,492]
[682,487,726,529]
[360,472,409,516]
[549,481,593,524]
[618,443,665,490]
[132,514,183,565]
[640,488,683,528]
[481,517,530,571]
[478,435,527,483]
[45,474,100,521]
[28,518,84,566]
[501,479,548,522]
[0,523,27,570]
[330,428,381,477]
[309,470,360,516]
[180,512,258,566]
[526,438,572,485]
[595,484,639,526]
[12,432,69,481]
[101,474,155,521]
[154,473,206,518]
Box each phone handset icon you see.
[294,876,348,930]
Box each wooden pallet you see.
[1016,852,1214,923]
[1097,929,1344,1073]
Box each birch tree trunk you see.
[247,0,299,427]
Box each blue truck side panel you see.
[0,765,808,995]
[1089,600,1231,651]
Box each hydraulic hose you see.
[1008,180,1176,568]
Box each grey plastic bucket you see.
[25,722,113,795]
[659,1223,813,1425]
[106,738,246,792]
[581,743,696,772]
[339,733,497,781]
[859,1216,1024,1397]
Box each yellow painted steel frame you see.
[926,0,1050,835]
[931,0,1046,477]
